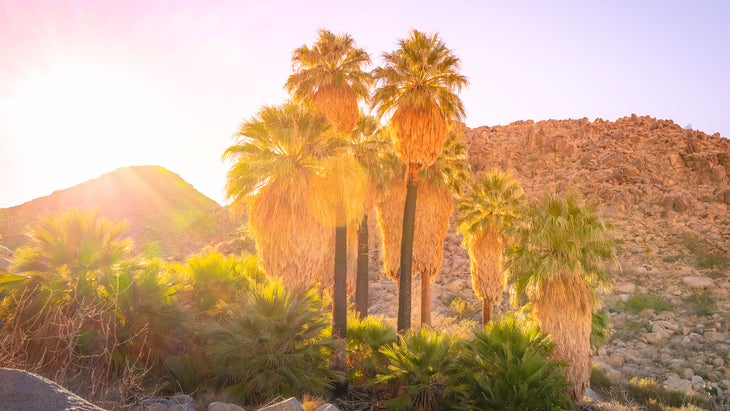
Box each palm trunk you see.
[398,175,418,333]
[420,273,431,326]
[355,214,369,319]
[332,209,348,396]
[482,298,492,326]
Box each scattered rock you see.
[257,397,305,411]
[682,276,714,289]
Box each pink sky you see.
[1,0,728,208]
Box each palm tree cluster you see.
[0,29,619,406]
[223,28,468,393]
[224,28,617,402]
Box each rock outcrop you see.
[0,368,107,411]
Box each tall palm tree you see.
[285,30,372,394]
[375,129,470,326]
[505,192,615,400]
[372,30,467,331]
[223,101,337,290]
[456,169,526,325]
[285,29,372,134]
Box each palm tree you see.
[285,28,372,134]
[223,102,336,290]
[372,30,467,331]
[456,169,526,325]
[505,192,615,400]
[11,208,132,298]
[375,129,470,326]
[285,31,372,394]
[11,208,131,274]
[348,114,399,317]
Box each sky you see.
[1,0,729,208]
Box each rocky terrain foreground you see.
[365,114,730,404]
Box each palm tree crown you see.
[11,209,132,276]
[285,29,372,133]
[457,169,525,247]
[507,191,614,298]
[223,101,339,208]
[223,101,340,288]
[372,29,468,175]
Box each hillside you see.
[0,165,238,259]
[365,114,730,400]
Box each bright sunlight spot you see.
[4,58,171,176]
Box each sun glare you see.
[4,58,170,178]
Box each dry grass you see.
[0,290,153,409]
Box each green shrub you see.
[461,315,572,410]
[684,290,715,317]
[624,293,673,313]
[694,252,730,270]
[590,366,613,389]
[374,328,465,411]
[347,314,396,384]
[447,297,480,321]
[627,377,707,409]
[204,280,333,404]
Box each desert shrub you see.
[460,315,572,410]
[447,296,480,321]
[347,314,396,384]
[203,280,333,404]
[0,257,191,406]
[374,328,465,411]
[693,252,730,270]
[683,290,715,317]
[679,233,729,270]
[590,366,613,390]
[624,293,673,313]
[181,251,267,314]
[627,377,707,409]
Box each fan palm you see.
[372,30,467,331]
[285,28,372,134]
[375,129,470,326]
[286,32,372,387]
[505,192,615,399]
[223,101,337,290]
[11,208,132,281]
[456,169,526,325]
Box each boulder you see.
[257,397,305,411]
[664,375,693,394]
[0,368,107,411]
[682,276,714,289]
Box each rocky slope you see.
[0,165,238,259]
[366,114,730,399]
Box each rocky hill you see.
[0,165,238,260]
[366,114,730,402]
